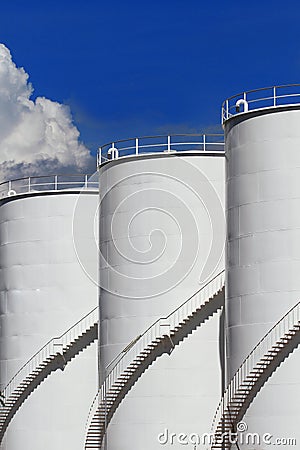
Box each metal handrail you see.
[0,174,99,199]
[210,299,300,443]
[1,306,98,402]
[84,270,225,440]
[98,134,224,166]
[84,391,100,438]
[106,270,224,374]
[222,83,300,123]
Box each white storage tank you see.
[224,86,300,447]
[0,175,99,450]
[97,135,225,450]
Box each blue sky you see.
[0,0,300,156]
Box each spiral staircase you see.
[84,271,225,450]
[210,300,300,449]
[0,307,98,443]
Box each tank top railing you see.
[0,174,99,199]
[1,306,98,402]
[210,299,300,444]
[84,270,225,437]
[98,134,224,165]
[222,84,300,123]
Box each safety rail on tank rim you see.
[222,83,300,124]
[97,134,224,166]
[0,174,99,199]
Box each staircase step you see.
[99,401,114,407]
[146,344,157,349]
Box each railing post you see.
[28,177,31,193]
[167,135,171,152]
[203,134,206,151]
[54,175,58,190]
[226,99,229,120]
[273,86,276,107]
[135,138,139,155]
[85,175,88,189]
[111,143,115,160]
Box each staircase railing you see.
[84,391,100,439]
[85,270,225,439]
[210,299,300,442]
[1,306,98,402]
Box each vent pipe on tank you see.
[107,146,119,160]
[235,98,249,113]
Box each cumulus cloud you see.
[0,44,95,181]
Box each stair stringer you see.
[210,301,300,449]
[0,309,98,443]
[233,329,300,424]
[85,271,225,450]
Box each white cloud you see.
[0,44,95,181]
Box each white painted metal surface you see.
[225,103,300,448]
[98,145,225,450]
[0,179,99,450]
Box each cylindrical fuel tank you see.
[99,140,225,450]
[0,176,99,450]
[225,102,300,447]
